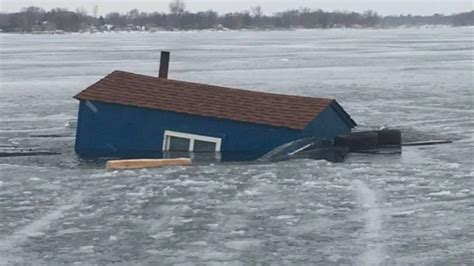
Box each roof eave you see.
[330,100,357,128]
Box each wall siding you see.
[303,103,352,139]
[75,100,352,160]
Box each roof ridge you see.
[110,70,334,102]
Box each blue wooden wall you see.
[75,100,352,160]
[303,103,354,139]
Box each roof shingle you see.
[74,71,334,130]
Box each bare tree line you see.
[0,0,472,33]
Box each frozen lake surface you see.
[1,27,473,264]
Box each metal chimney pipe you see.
[159,51,170,79]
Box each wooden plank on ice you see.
[106,158,192,170]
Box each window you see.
[163,130,222,152]
[168,136,190,151]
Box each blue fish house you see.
[74,53,356,160]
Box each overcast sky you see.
[1,0,472,16]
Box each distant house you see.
[32,21,57,33]
[74,52,356,160]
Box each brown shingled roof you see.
[74,70,334,130]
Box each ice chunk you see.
[79,245,94,253]
[391,210,416,218]
[428,190,451,197]
[274,215,294,220]
[224,239,260,250]
[56,227,83,235]
[27,232,45,237]
[150,231,174,239]
[190,241,208,246]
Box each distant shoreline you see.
[1,6,472,34]
[1,24,470,35]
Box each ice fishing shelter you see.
[74,52,356,160]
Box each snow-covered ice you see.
[0,27,473,264]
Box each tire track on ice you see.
[353,180,385,265]
[0,192,85,264]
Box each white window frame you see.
[163,130,222,152]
